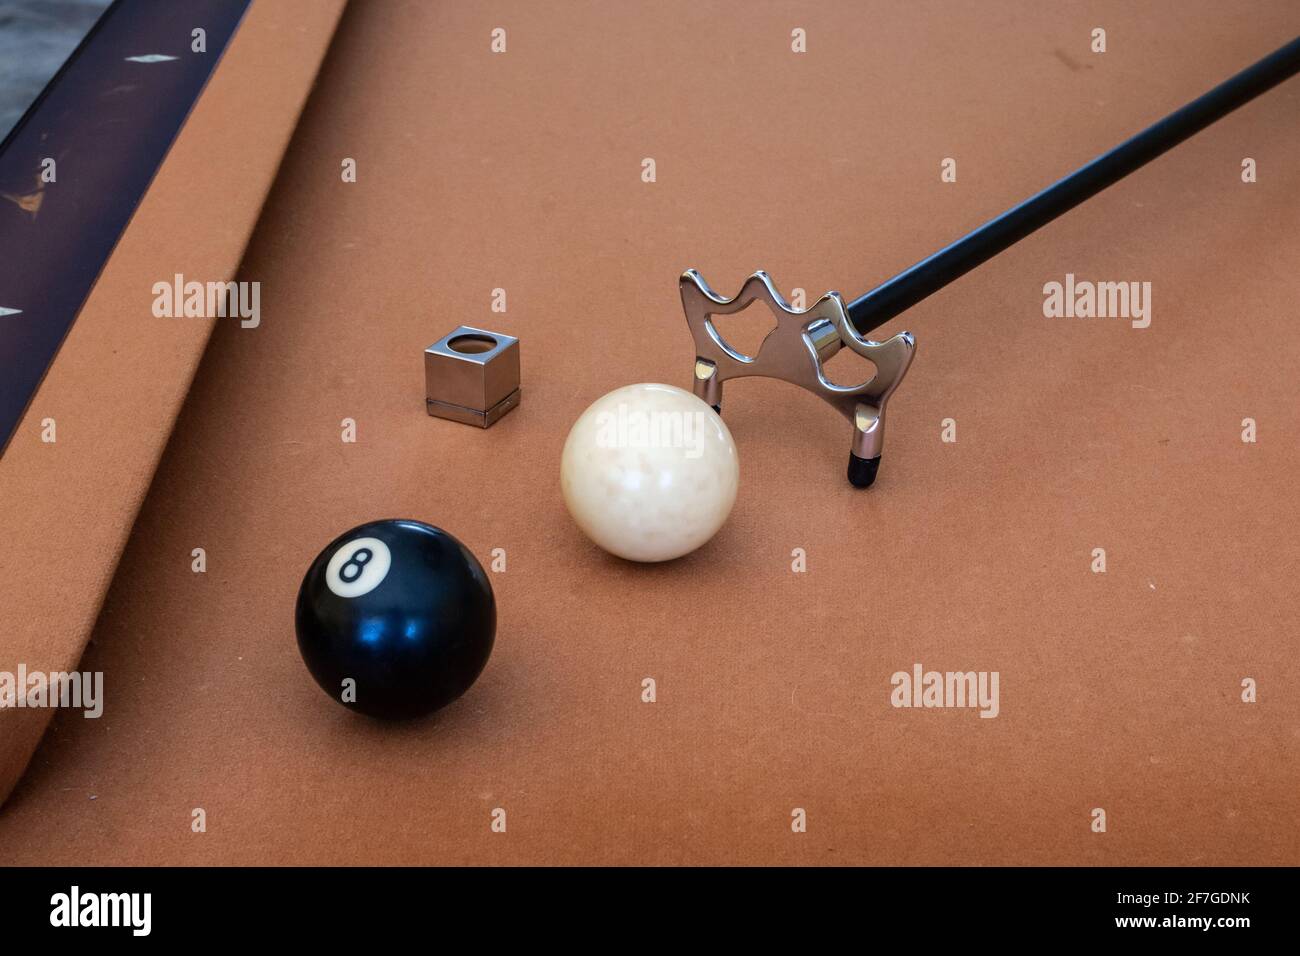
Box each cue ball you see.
[295,519,495,719]
[561,383,739,562]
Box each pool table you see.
[1,0,1298,866]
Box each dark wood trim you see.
[0,0,254,454]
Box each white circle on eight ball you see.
[325,537,392,598]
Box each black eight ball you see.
[295,519,495,719]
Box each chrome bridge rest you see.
[681,269,915,488]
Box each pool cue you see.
[845,34,1300,336]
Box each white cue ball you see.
[561,383,740,562]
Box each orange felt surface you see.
[1,0,1298,865]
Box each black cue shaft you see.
[845,34,1300,335]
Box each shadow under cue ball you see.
[561,383,739,562]
[295,519,495,719]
